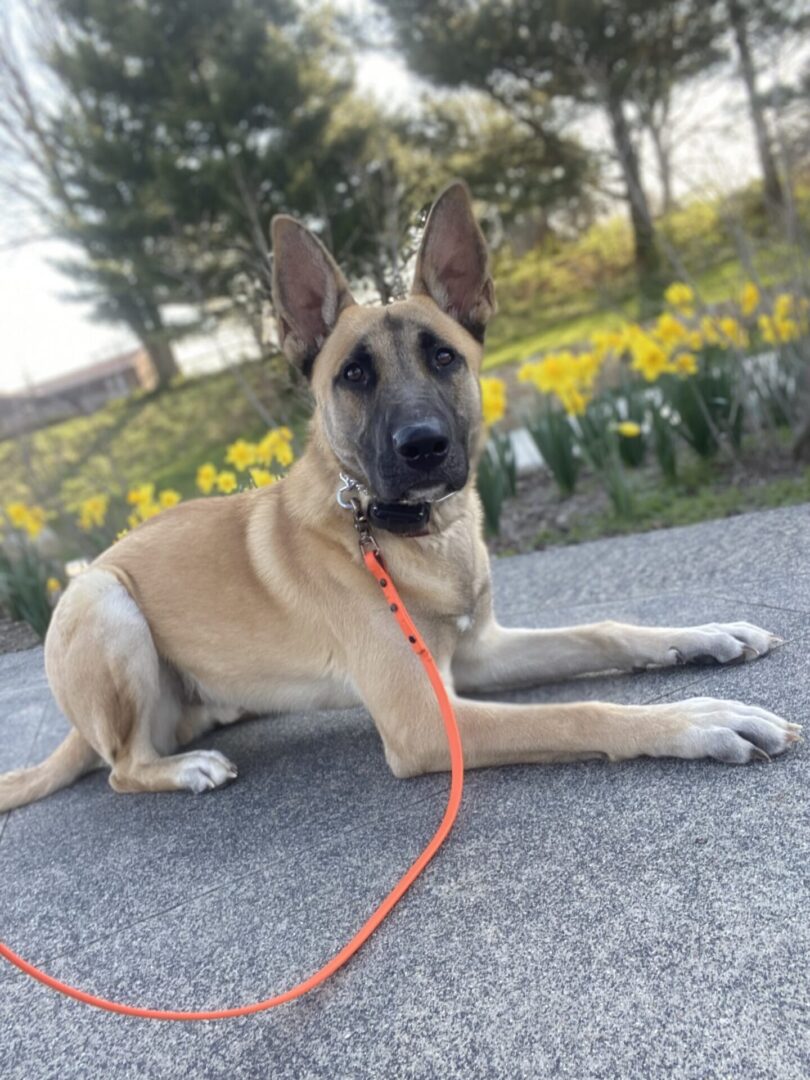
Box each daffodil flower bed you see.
[0,426,296,637]
[477,281,809,533]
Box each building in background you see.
[0,347,157,438]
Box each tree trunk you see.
[648,120,674,215]
[604,89,662,299]
[144,335,180,387]
[131,296,181,387]
[727,0,783,208]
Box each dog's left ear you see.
[410,180,496,342]
[271,216,356,377]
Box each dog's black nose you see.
[393,419,450,470]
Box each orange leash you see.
[0,549,464,1021]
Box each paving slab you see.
[1,505,809,1079]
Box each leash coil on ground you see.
[0,542,464,1021]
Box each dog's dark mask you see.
[334,319,473,505]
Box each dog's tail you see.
[0,730,99,813]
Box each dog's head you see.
[271,182,495,504]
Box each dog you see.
[0,181,800,812]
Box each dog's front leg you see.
[451,613,782,693]
[345,625,798,777]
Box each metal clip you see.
[336,472,367,509]
[336,473,379,555]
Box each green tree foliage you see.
[324,92,592,302]
[0,0,359,384]
[0,0,595,379]
[375,0,727,297]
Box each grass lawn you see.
[0,360,306,527]
[483,249,805,371]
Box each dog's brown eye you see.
[343,362,365,383]
[435,348,455,367]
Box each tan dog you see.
[0,182,800,812]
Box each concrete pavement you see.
[1,504,809,1079]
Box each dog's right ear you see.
[271,216,356,377]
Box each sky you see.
[0,19,806,393]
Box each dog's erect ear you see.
[271,216,356,377]
[410,181,496,342]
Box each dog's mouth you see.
[372,457,470,506]
[396,478,458,504]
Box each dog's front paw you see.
[663,622,782,667]
[178,750,238,793]
[655,697,801,763]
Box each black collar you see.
[337,473,438,538]
[367,500,431,537]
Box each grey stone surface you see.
[1,505,809,1079]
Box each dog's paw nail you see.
[742,645,759,661]
[750,747,771,762]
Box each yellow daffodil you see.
[664,282,695,316]
[574,352,601,389]
[225,439,257,472]
[775,317,799,343]
[615,421,642,437]
[687,330,704,351]
[5,501,47,539]
[700,316,721,345]
[46,577,61,597]
[759,314,778,345]
[558,387,588,417]
[216,470,238,494]
[774,293,794,322]
[28,508,47,538]
[158,489,181,509]
[740,282,759,317]
[718,317,749,349]
[480,376,507,425]
[196,463,218,494]
[6,502,31,530]
[249,467,277,488]
[628,332,672,383]
[520,350,597,415]
[673,352,698,377]
[759,312,802,344]
[256,427,295,469]
[590,329,625,361]
[137,501,162,521]
[77,494,109,531]
[127,483,155,507]
[654,312,689,350]
[519,352,576,395]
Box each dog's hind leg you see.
[41,568,237,800]
[0,729,100,813]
